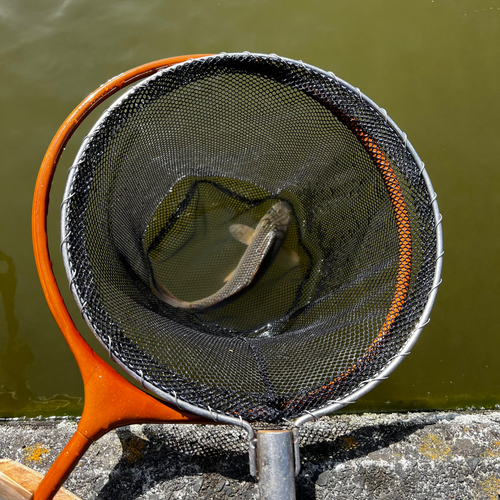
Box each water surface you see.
[0,0,499,417]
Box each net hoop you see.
[38,53,443,425]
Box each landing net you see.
[62,53,439,423]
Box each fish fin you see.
[223,268,236,283]
[276,247,300,267]
[229,224,255,245]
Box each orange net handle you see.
[32,55,213,500]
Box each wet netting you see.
[62,53,438,423]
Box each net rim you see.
[60,52,443,424]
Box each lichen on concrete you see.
[1,411,500,499]
[23,442,51,464]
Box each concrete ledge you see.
[1,411,500,499]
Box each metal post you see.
[256,430,296,500]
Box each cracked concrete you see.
[1,411,500,499]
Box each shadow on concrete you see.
[95,415,442,499]
[296,418,438,498]
[96,426,254,499]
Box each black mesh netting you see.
[62,53,437,423]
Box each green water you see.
[0,0,499,418]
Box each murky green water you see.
[147,179,309,332]
[0,0,499,418]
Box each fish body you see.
[225,223,299,280]
[153,201,293,310]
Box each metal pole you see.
[256,430,296,500]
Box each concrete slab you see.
[1,411,500,499]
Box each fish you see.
[152,200,295,310]
[224,222,299,282]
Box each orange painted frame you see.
[31,55,213,500]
